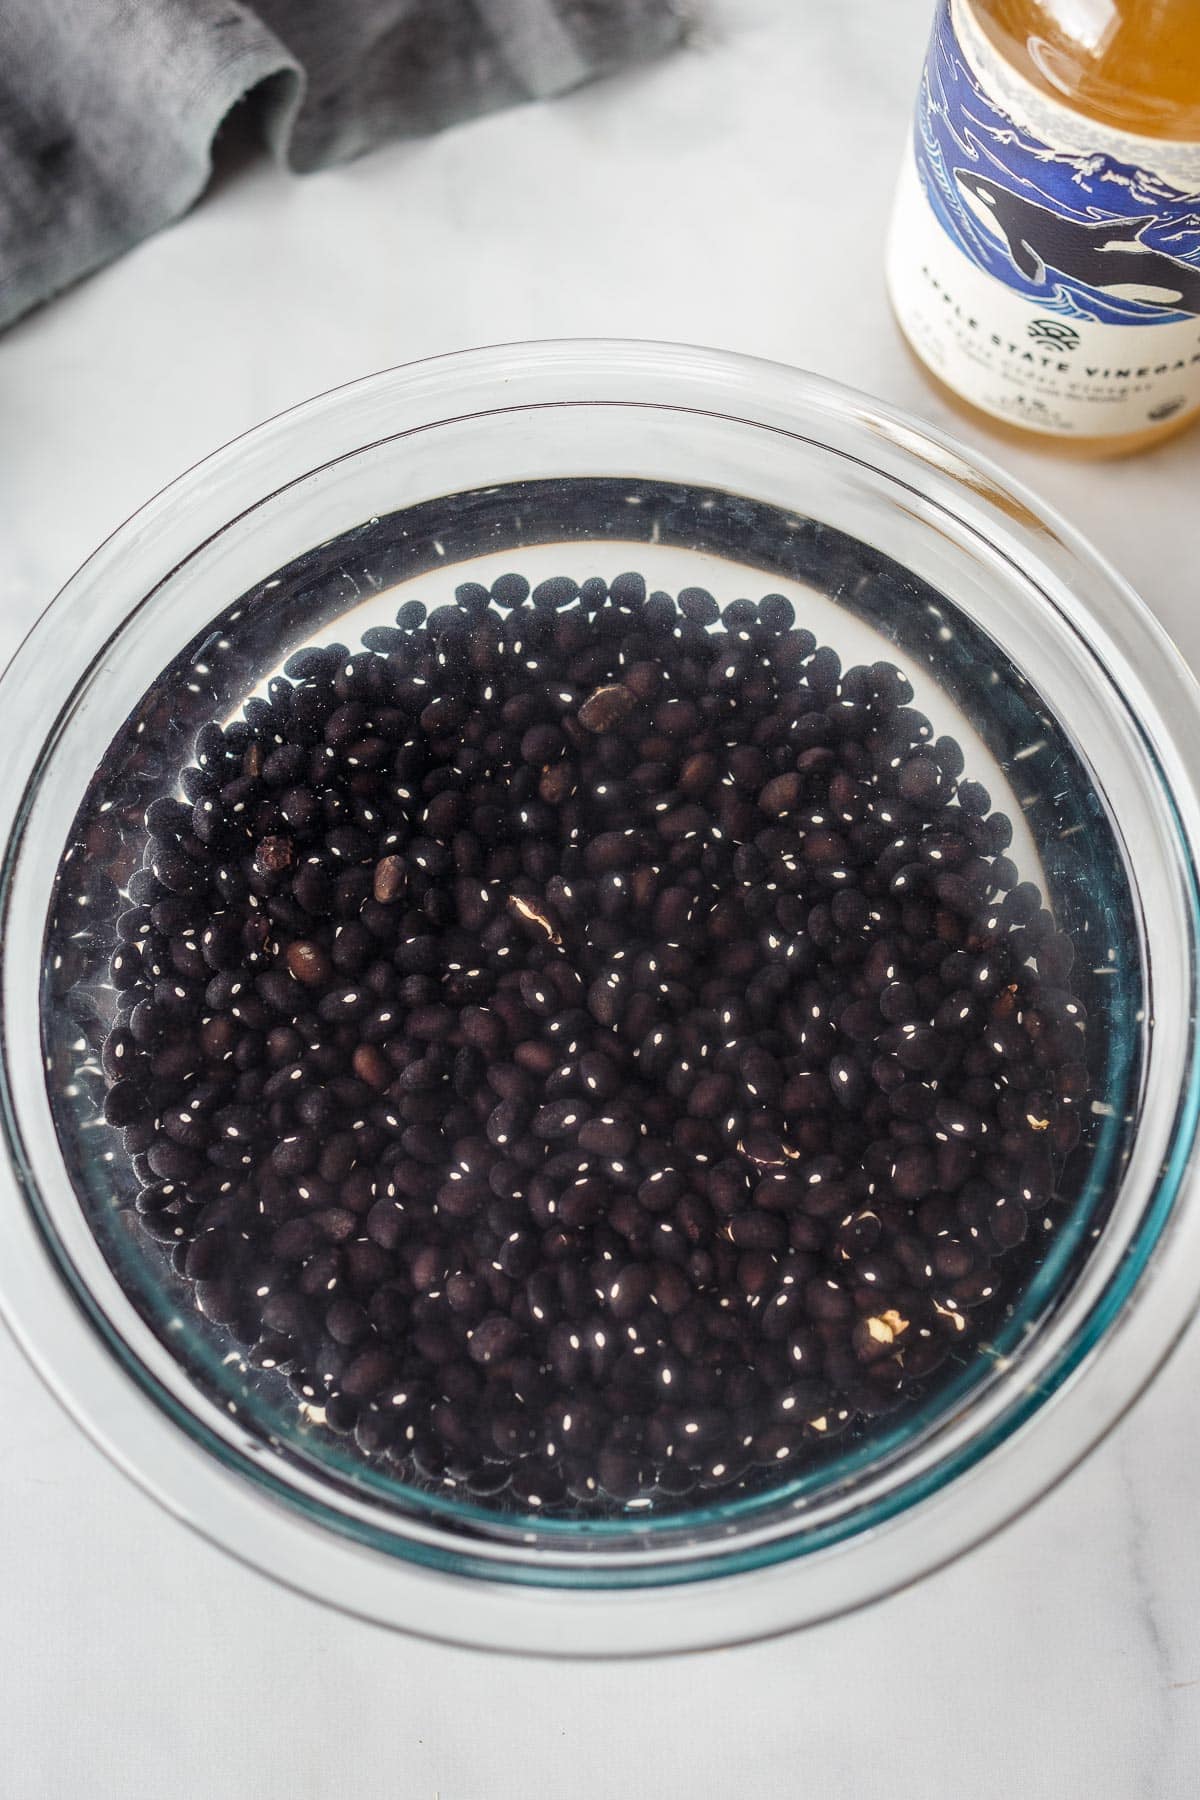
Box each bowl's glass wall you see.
[36,398,1151,1573]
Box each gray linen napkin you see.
[0,0,682,331]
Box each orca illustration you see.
[953,168,1200,315]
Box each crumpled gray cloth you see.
[0,0,682,331]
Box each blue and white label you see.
[887,0,1200,435]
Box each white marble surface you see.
[2,1,1199,1793]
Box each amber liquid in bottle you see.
[889,1,1200,457]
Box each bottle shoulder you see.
[969,0,1200,139]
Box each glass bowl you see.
[2,340,1199,1658]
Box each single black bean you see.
[578,684,636,733]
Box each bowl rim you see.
[3,337,1200,1656]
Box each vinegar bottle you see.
[886,1,1200,455]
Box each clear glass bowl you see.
[2,340,1199,1657]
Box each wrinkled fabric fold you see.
[0,0,682,330]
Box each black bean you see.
[898,753,943,806]
[758,593,795,631]
[891,1145,936,1200]
[108,945,142,990]
[95,573,1085,1517]
[468,1314,521,1366]
[103,1077,149,1128]
[727,1212,786,1250]
[577,1115,635,1156]
[532,1100,588,1141]
[688,1073,732,1119]
[578,684,636,733]
[601,571,642,607]
[317,985,373,1023]
[101,1027,137,1082]
[759,773,802,817]
[673,585,716,624]
[340,1347,396,1400]
[829,1053,867,1110]
[532,575,579,610]
[490,572,530,609]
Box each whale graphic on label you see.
[953,169,1200,316]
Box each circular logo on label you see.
[1027,317,1080,351]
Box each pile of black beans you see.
[100,572,1087,1510]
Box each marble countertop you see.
[2,1,1198,1792]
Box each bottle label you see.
[887,0,1200,436]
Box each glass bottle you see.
[886,1,1200,456]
